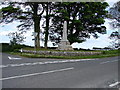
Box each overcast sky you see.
[0,0,119,49]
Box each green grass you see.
[2,43,119,59]
[10,49,119,59]
[23,47,101,52]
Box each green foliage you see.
[50,2,109,44]
[68,34,85,44]
[109,31,120,49]
[1,43,31,52]
[8,32,25,45]
[17,16,27,19]
[0,2,45,48]
[2,6,19,14]
[1,2,109,48]
[102,50,119,55]
[108,1,120,49]
[109,1,120,28]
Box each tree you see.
[1,2,109,48]
[0,2,45,48]
[8,32,25,45]
[108,1,120,49]
[109,31,120,49]
[43,2,54,49]
[109,1,120,28]
[50,2,109,45]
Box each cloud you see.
[0,31,16,36]
[106,0,119,7]
[0,21,19,36]
[72,34,113,49]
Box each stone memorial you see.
[58,21,73,50]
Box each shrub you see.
[1,43,28,52]
[102,51,106,54]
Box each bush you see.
[102,51,106,54]
[1,43,28,52]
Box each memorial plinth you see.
[58,21,73,50]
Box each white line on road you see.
[0,67,74,81]
[109,81,120,87]
[100,60,118,64]
[0,65,8,68]
[8,56,21,60]
[1,59,96,68]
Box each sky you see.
[0,0,119,49]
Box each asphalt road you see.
[1,53,119,88]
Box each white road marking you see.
[75,60,81,62]
[24,63,32,65]
[8,56,21,60]
[11,64,21,67]
[31,62,39,65]
[0,65,8,68]
[0,67,74,81]
[69,60,75,62]
[38,62,44,64]
[19,63,25,66]
[109,81,120,87]
[53,61,59,63]
[1,59,96,68]
[100,60,118,64]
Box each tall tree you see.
[109,1,120,28]
[0,2,45,48]
[43,2,54,49]
[50,2,109,45]
[108,1,120,49]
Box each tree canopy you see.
[0,2,45,48]
[108,1,120,49]
[0,2,109,48]
[109,1,120,28]
[50,2,109,44]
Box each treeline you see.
[0,2,109,49]
[0,43,32,52]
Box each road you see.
[1,53,119,88]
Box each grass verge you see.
[10,50,119,59]
[22,47,101,52]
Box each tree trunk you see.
[33,3,41,49]
[44,3,49,49]
[34,17,40,49]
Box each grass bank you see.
[2,43,119,59]
[10,49,119,59]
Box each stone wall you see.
[21,50,102,56]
